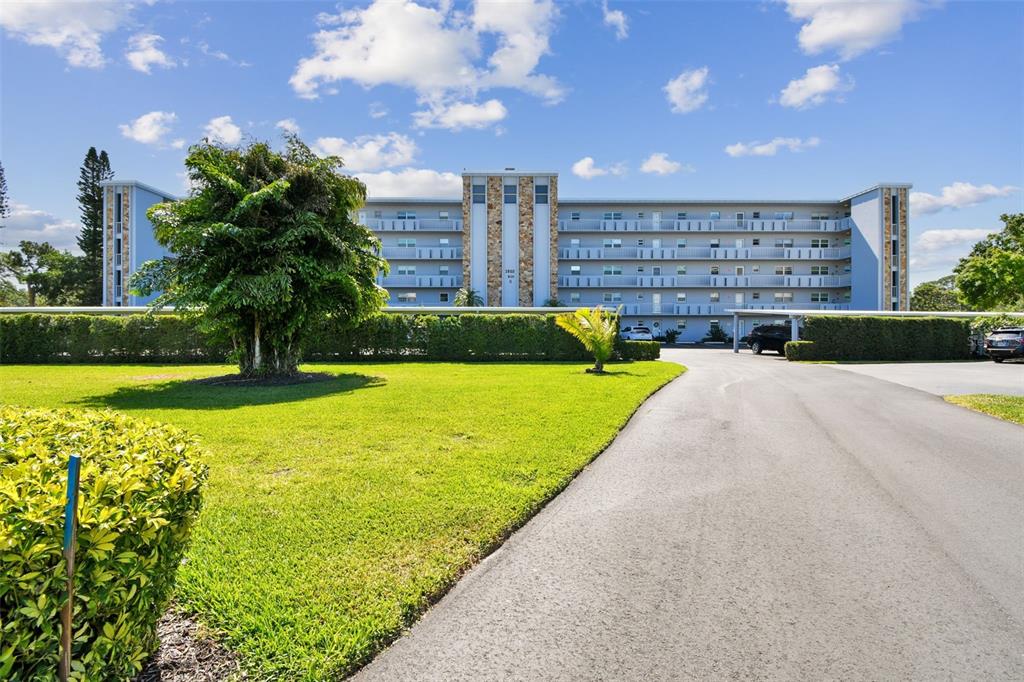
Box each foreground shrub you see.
[0,407,207,680]
[619,340,661,361]
[784,316,971,361]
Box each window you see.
[676,319,687,329]
[603,265,623,275]
[752,292,760,300]
[603,238,622,248]
[397,238,416,248]
[891,239,899,256]
[710,265,720,275]
[752,212,761,219]
[397,265,416,275]
[637,266,645,274]
[774,238,794,248]
[603,292,622,303]
[676,292,687,302]
[472,184,485,204]
[652,266,662,276]
[397,292,417,303]
[774,211,794,220]
[570,211,581,221]
[439,265,449,275]
[637,239,645,247]
[677,212,687,220]
[397,210,416,220]
[752,265,760,273]
[676,265,687,275]
[773,292,794,303]
[536,184,549,204]
[752,238,760,246]
[710,320,720,330]
[570,292,581,303]
[570,265,581,275]
[811,214,829,222]
[709,211,721,220]
[504,184,517,204]
[570,238,580,247]
[676,238,687,248]
[811,238,829,248]
[892,302,899,311]
[710,238,720,248]
[373,210,382,218]
[439,238,450,245]
[637,293,645,300]
[115,193,122,222]
[603,211,623,221]
[892,270,899,286]
[891,194,899,226]
[775,265,793,275]
[811,265,829,275]
[735,266,744,276]
[439,292,450,303]
[710,292,720,302]
[811,292,829,303]
[439,211,449,220]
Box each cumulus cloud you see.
[355,168,462,197]
[783,0,934,61]
[290,0,563,109]
[910,227,998,281]
[119,111,179,147]
[779,64,853,109]
[312,133,417,171]
[369,102,389,119]
[275,118,301,134]
[640,153,692,175]
[125,33,176,74]
[664,67,710,114]
[910,182,1019,215]
[0,202,79,252]
[602,1,628,40]
[0,0,132,68]
[204,115,243,145]
[915,228,996,253]
[572,157,626,180]
[412,98,508,131]
[724,136,820,157]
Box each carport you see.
[726,309,1024,353]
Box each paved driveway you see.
[358,349,1024,681]
[823,358,1024,396]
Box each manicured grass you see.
[0,360,682,679]
[945,394,1024,425]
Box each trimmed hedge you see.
[0,407,207,680]
[784,316,971,361]
[0,313,659,363]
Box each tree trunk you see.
[27,287,36,307]
[237,320,299,378]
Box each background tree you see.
[954,213,1024,310]
[0,241,83,305]
[0,160,10,228]
[453,287,484,306]
[76,147,113,304]
[132,136,389,378]
[555,306,619,373]
[910,275,963,311]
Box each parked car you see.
[984,327,1024,362]
[746,324,799,355]
[620,325,654,341]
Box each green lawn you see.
[0,360,682,679]
[945,394,1024,425]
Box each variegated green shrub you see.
[0,407,207,680]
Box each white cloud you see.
[125,33,176,74]
[915,228,996,253]
[204,115,243,145]
[312,133,417,171]
[290,0,563,108]
[355,168,461,197]
[369,102,389,119]
[571,157,626,180]
[783,0,933,61]
[602,1,628,40]
[779,64,853,109]
[910,182,1019,215]
[640,152,692,175]
[0,202,79,252]
[664,67,710,114]
[412,98,508,131]
[910,227,998,282]
[119,110,179,146]
[0,0,132,68]
[276,118,301,134]
[724,136,820,157]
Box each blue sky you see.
[2,0,1022,285]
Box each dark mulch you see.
[189,371,336,387]
[135,609,245,682]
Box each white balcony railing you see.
[615,303,852,316]
[370,219,463,232]
[559,218,852,233]
[381,246,463,260]
[379,275,463,288]
[558,246,851,260]
[559,274,852,288]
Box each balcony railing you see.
[379,275,463,288]
[558,246,851,260]
[559,274,852,288]
[617,303,851,316]
[559,218,851,233]
[381,246,463,260]
[370,219,463,232]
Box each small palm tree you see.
[556,306,619,373]
[453,287,484,306]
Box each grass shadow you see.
[74,372,385,411]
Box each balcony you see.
[559,274,852,288]
[617,303,851,316]
[380,275,463,288]
[558,218,852,233]
[558,246,851,260]
[370,218,463,232]
[381,246,463,260]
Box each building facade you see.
[103,170,910,343]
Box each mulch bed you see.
[189,372,336,387]
[135,609,245,682]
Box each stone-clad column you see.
[105,187,114,304]
[518,176,534,306]
[461,176,472,292]
[882,188,891,308]
[549,176,559,302]
[898,187,909,311]
[486,176,503,306]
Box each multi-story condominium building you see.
[104,170,910,342]
[100,180,176,307]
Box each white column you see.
[732,312,740,353]
[790,315,800,341]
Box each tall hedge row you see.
[784,315,971,361]
[0,313,658,364]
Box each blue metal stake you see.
[59,455,81,682]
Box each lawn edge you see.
[943,394,1024,426]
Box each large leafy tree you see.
[132,136,389,378]
[954,213,1024,311]
[910,275,963,311]
[0,241,83,305]
[76,147,114,304]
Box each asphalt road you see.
[822,358,1024,396]
[357,349,1024,681]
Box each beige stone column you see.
[486,176,503,306]
[882,188,892,308]
[461,176,472,291]
[898,188,909,311]
[518,176,534,306]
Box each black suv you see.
[985,327,1024,363]
[746,324,799,355]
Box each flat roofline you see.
[461,170,559,177]
[366,197,460,204]
[100,179,178,200]
[840,183,913,202]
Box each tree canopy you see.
[0,241,83,306]
[954,213,1024,311]
[132,136,389,377]
[910,275,963,311]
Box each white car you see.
[620,326,654,341]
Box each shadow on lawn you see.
[75,372,385,411]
